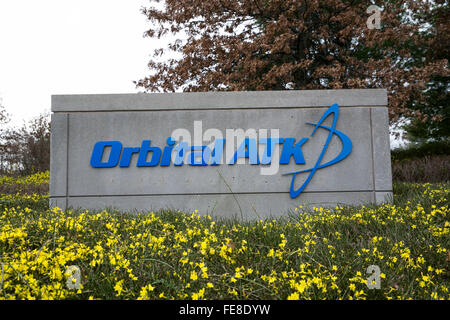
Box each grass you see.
[0,172,449,300]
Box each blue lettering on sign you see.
[90,141,122,168]
[89,104,352,199]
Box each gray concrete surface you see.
[50,90,392,219]
[52,89,387,112]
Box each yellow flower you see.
[190,270,198,281]
[287,292,300,300]
[114,280,124,296]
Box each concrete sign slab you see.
[50,89,392,219]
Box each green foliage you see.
[399,0,450,142]
[402,75,450,143]
[391,141,450,162]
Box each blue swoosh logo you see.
[283,103,353,199]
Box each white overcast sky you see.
[0,0,157,126]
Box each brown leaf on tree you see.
[136,0,449,127]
